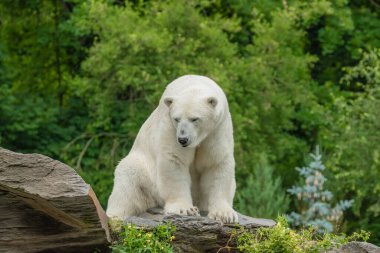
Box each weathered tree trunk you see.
[0,148,110,253]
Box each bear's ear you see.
[164,97,174,107]
[207,97,218,108]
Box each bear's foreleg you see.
[106,165,157,220]
[157,157,200,216]
[200,158,238,223]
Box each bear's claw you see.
[208,209,238,224]
[165,204,200,216]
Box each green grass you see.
[111,223,175,253]
[237,216,370,253]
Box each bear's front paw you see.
[164,203,200,216]
[208,206,238,224]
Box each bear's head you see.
[164,95,220,148]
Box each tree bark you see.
[0,148,110,253]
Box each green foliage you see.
[237,216,370,253]
[321,49,380,242]
[0,0,79,102]
[111,223,175,253]
[229,1,327,186]
[341,49,380,89]
[0,0,87,159]
[236,154,290,219]
[68,0,239,130]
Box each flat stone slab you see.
[122,207,276,253]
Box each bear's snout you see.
[178,137,189,147]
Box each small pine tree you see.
[236,154,290,219]
[287,146,353,233]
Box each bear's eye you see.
[190,118,199,122]
[174,118,180,122]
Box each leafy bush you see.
[321,49,380,240]
[237,216,370,253]
[111,223,175,253]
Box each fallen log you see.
[0,148,110,253]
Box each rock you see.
[339,241,380,253]
[120,207,276,253]
[327,241,380,253]
[0,148,110,253]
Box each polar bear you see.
[106,75,238,223]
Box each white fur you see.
[106,75,238,223]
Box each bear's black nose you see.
[178,137,188,146]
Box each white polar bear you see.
[106,75,238,223]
